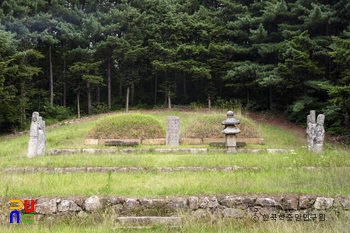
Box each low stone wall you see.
[1,195,349,223]
[48,148,290,155]
[84,137,264,146]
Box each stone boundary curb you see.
[2,166,342,174]
[3,166,261,174]
[48,148,292,155]
[1,194,349,223]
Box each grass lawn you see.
[0,110,349,232]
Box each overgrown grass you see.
[0,110,349,232]
[88,113,165,139]
[1,167,349,197]
[183,114,259,138]
[1,211,348,233]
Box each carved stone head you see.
[32,112,39,122]
[317,114,325,126]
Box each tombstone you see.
[27,112,46,158]
[166,116,179,146]
[306,110,325,153]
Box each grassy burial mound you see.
[88,114,165,139]
[182,114,260,138]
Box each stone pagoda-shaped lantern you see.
[222,111,240,153]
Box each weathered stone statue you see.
[306,110,325,153]
[27,112,46,158]
[37,116,46,155]
[314,114,325,153]
[306,111,316,151]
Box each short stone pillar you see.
[27,111,46,158]
[221,111,240,153]
[166,116,180,146]
[306,110,325,153]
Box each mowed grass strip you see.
[2,168,350,197]
[0,147,349,168]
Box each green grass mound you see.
[88,114,165,139]
[183,114,260,138]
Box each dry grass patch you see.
[87,113,165,139]
[183,114,260,138]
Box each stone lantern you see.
[222,111,240,153]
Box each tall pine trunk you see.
[208,94,211,109]
[168,91,171,109]
[77,92,81,119]
[107,49,112,110]
[49,43,54,105]
[87,82,91,115]
[126,86,129,113]
[154,75,157,105]
[63,43,67,107]
[131,83,134,104]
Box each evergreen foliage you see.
[0,0,349,136]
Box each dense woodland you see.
[0,0,350,136]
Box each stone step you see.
[116,216,182,227]
[104,140,139,146]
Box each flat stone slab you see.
[236,149,265,153]
[49,149,81,155]
[104,140,139,146]
[84,139,99,145]
[209,142,247,148]
[154,148,207,153]
[117,216,181,227]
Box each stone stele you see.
[166,116,180,146]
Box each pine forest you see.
[0,0,350,137]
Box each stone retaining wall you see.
[48,148,290,155]
[1,195,349,223]
[84,137,264,146]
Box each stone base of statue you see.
[225,134,237,153]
